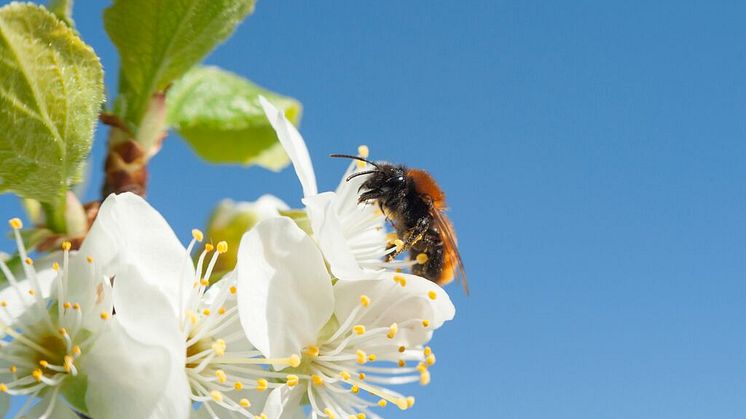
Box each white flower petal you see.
[236,217,333,361]
[25,393,78,419]
[264,384,307,419]
[112,262,184,357]
[85,321,174,419]
[0,268,56,324]
[79,192,193,314]
[259,96,317,198]
[304,192,369,280]
[333,272,455,346]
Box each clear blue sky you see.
[2,1,746,418]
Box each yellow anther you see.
[324,408,336,419]
[351,384,359,394]
[306,345,320,357]
[288,354,301,368]
[32,369,43,382]
[64,355,74,372]
[39,360,48,368]
[311,375,324,386]
[100,311,110,320]
[202,308,211,316]
[353,325,366,335]
[0,301,6,308]
[86,256,94,264]
[387,323,399,339]
[406,396,415,408]
[393,239,405,251]
[359,295,370,307]
[234,381,244,391]
[358,414,367,419]
[210,390,223,402]
[192,229,204,242]
[27,289,35,296]
[393,274,407,287]
[423,346,432,356]
[256,378,268,391]
[422,319,430,328]
[416,362,427,372]
[212,339,226,356]
[239,399,251,408]
[9,365,16,374]
[395,398,409,410]
[72,346,81,356]
[377,399,388,408]
[358,145,370,158]
[286,375,299,387]
[398,359,406,367]
[358,372,366,380]
[200,278,209,286]
[427,290,437,300]
[340,371,351,380]
[416,253,429,264]
[8,218,22,229]
[0,383,6,393]
[426,353,436,366]
[52,262,60,271]
[205,243,214,252]
[215,370,227,384]
[229,285,237,295]
[216,241,228,254]
[356,349,367,364]
[367,354,377,362]
[61,241,72,251]
[188,311,198,325]
[420,369,431,385]
[72,303,80,310]
[24,257,32,265]
[218,307,226,315]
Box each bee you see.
[331,154,468,293]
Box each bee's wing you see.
[432,209,468,294]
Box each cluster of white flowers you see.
[0,98,455,419]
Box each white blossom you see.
[0,208,170,419]
[260,97,408,281]
[235,217,455,418]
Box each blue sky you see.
[2,1,746,418]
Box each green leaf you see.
[104,0,256,140]
[0,3,104,203]
[47,0,74,27]
[167,66,302,170]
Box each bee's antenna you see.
[345,170,378,182]
[329,153,380,168]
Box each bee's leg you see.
[386,217,430,261]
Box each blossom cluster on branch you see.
[0,101,456,419]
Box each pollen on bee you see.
[416,253,429,264]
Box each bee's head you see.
[330,153,408,202]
